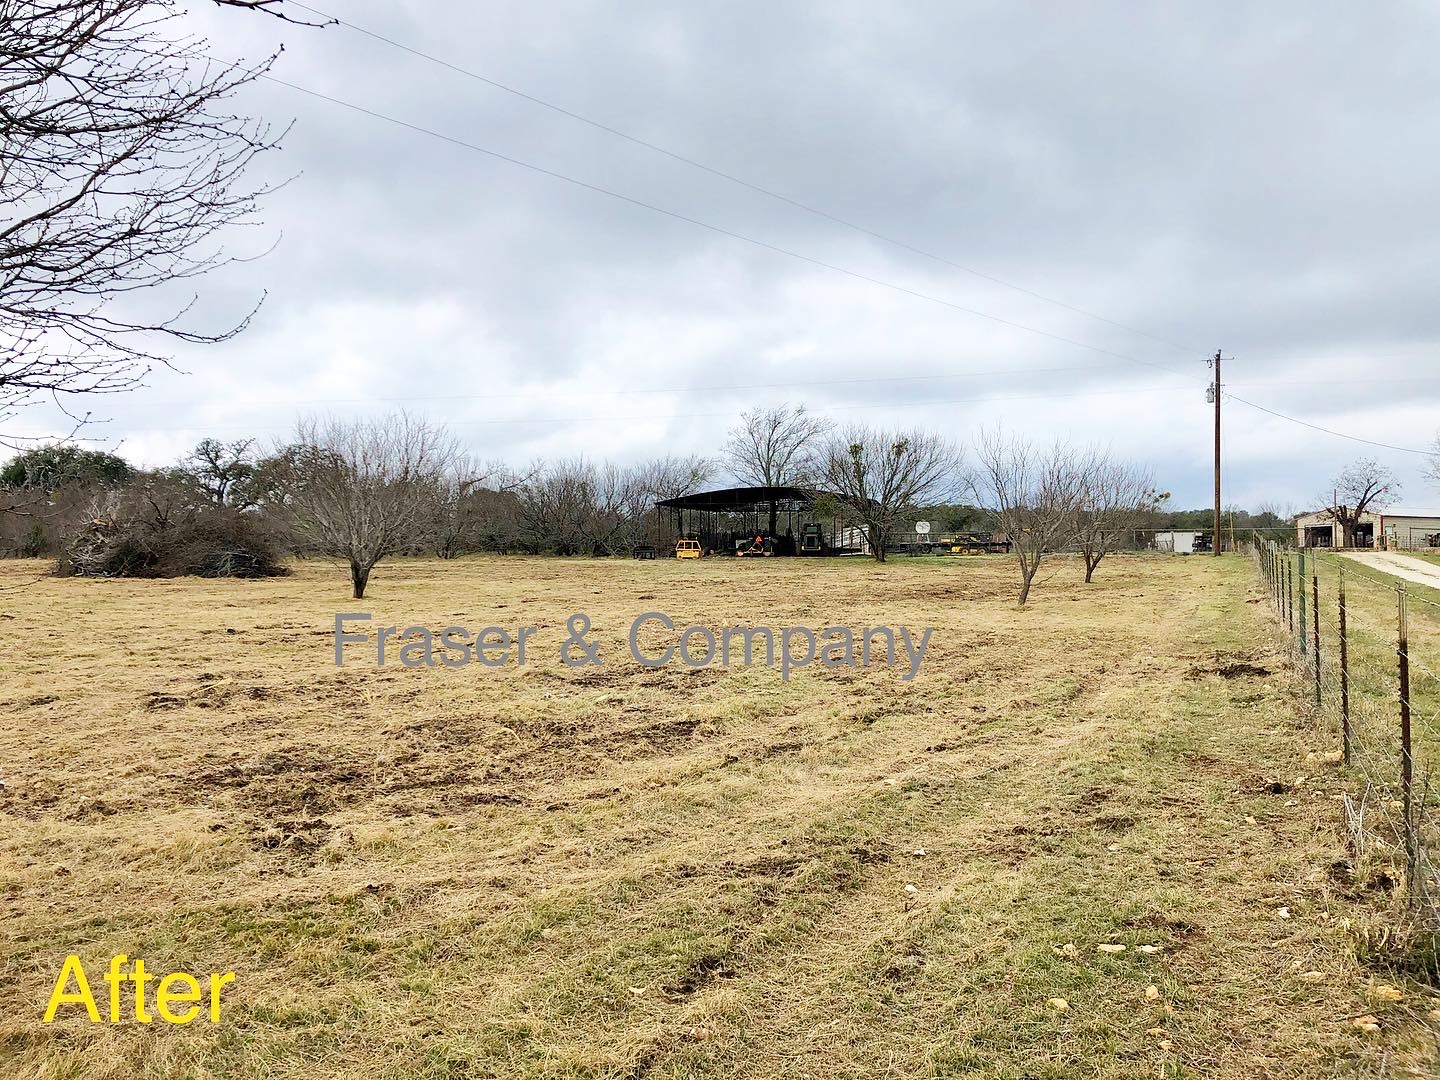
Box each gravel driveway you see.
[1339,549,1440,589]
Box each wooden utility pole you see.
[1210,349,1222,555]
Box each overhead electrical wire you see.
[1221,391,1436,457]
[257,72,1192,384]
[275,2,1437,459]
[203,33,1439,457]
[118,361,1151,412]
[118,366,1440,415]
[283,0,1199,359]
[108,381,1191,437]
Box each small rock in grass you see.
[1368,982,1403,1003]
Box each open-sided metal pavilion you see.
[655,485,860,556]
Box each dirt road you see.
[1339,549,1440,589]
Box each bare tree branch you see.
[971,428,1088,605]
[1320,458,1400,548]
[1,0,287,444]
[819,424,961,563]
[212,0,335,28]
[277,413,458,598]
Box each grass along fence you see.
[1255,539,1440,959]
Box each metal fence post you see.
[1287,558,1295,635]
[1298,549,1308,655]
[1338,566,1350,766]
[1312,568,1322,708]
[1398,586,1418,899]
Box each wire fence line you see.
[1253,538,1440,922]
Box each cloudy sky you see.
[21,0,1440,509]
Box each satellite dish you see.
[915,521,931,535]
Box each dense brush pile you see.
[59,493,287,579]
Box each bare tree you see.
[819,425,961,563]
[280,414,457,598]
[428,456,525,559]
[723,404,832,535]
[515,457,599,556]
[513,455,711,556]
[1,0,286,444]
[1425,436,1440,494]
[972,429,1088,605]
[619,454,712,552]
[1322,458,1400,549]
[1075,452,1162,583]
[634,454,713,504]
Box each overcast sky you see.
[20,0,1440,509]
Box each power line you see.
[257,71,1193,385]
[102,381,1193,437]
[284,0,1203,359]
[1222,392,1436,457]
[237,64,1439,459]
[115,360,1160,412]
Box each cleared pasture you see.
[0,554,1432,1078]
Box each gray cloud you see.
[20,0,1440,510]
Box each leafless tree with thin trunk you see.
[0,0,286,446]
[1075,452,1161,583]
[1321,458,1400,548]
[514,455,714,556]
[515,458,596,556]
[279,414,457,598]
[1423,437,1440,498]
[722,404,832,535]
[972,429,1088,605]
[819,425,961,563]
[428,456,526,559]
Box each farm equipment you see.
[949,532,1011,555]
[632,544,656,560]
[735,534,774,557]
[675,538,703,559]
[799,522,826,555]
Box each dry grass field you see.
[0,553,1436,1078]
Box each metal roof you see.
[1295,507,1440,523]
[655,485,820,511]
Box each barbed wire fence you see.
[1253,537,1440,928]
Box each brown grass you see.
[0,552,1433,1078]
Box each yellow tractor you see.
[675,538,703,560]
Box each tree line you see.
[1,404,1168,605]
